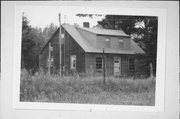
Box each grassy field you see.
[20,69,155,106]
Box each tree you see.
[42,23,58,43]
[21,14,36,70]
[21,14,58,73]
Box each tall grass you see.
[20,69,155,105]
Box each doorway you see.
[114,57,121,76]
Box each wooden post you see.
[59,13,62,77]
[63,33,65,77]
[63,32,65,77]
[103,48,106,84]
[48,43,51,76]
[150,63,153,77]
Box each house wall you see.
[121,55,137,76]
[85,53,95,75]
[39,45,49,72]
[105,54,114,75]
[39,30,60,73]
[85,53,141,76]
[96,35,131,50]
[50,30,60,73]
[85,53,109,76]
[63,28,86,75]
[39,27,86,75]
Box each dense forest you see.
[21,14,58,73]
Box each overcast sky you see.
[23,8,105,29]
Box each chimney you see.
[83,22,90,28]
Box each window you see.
[49,45,53,52]
[47,56,54,67]
[129,58,135,72]
[119,39,124,48]
[70,55,76,69]
[96,57,103,69]
[50,57,54,67]
[105,38,110,47]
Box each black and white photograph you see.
[1,1,179,119]
[19,8,158,106]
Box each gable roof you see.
[62,24,145,54]
[62,24,95,52]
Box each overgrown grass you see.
[20,69,155,106]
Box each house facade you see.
[38,24,145,77]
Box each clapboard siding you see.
[63,28,86,74]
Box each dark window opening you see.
[129,58,135,72]
[96,57,103,69]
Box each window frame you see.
[95,56,103,70]
[129,57,135,72]
[70,55,76,70]
[105,37,110,48]
[118,38,124,48]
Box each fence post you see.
[103,48,106,84]
[150,63,153,77]
[48,43,51,76]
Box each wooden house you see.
[38,24,145,76]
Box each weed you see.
[20,69,155,105]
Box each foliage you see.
[20,69,155,105]
[21,15,36,70]
[21,14,58,72]
[42,23,58,43]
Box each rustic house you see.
[38,23,145,76]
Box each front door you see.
[70,55,76,70]
[114,57,121,76]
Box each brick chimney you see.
[83,22,90,28]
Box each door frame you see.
[114,56,122,76]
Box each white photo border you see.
[13,5,166,112]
